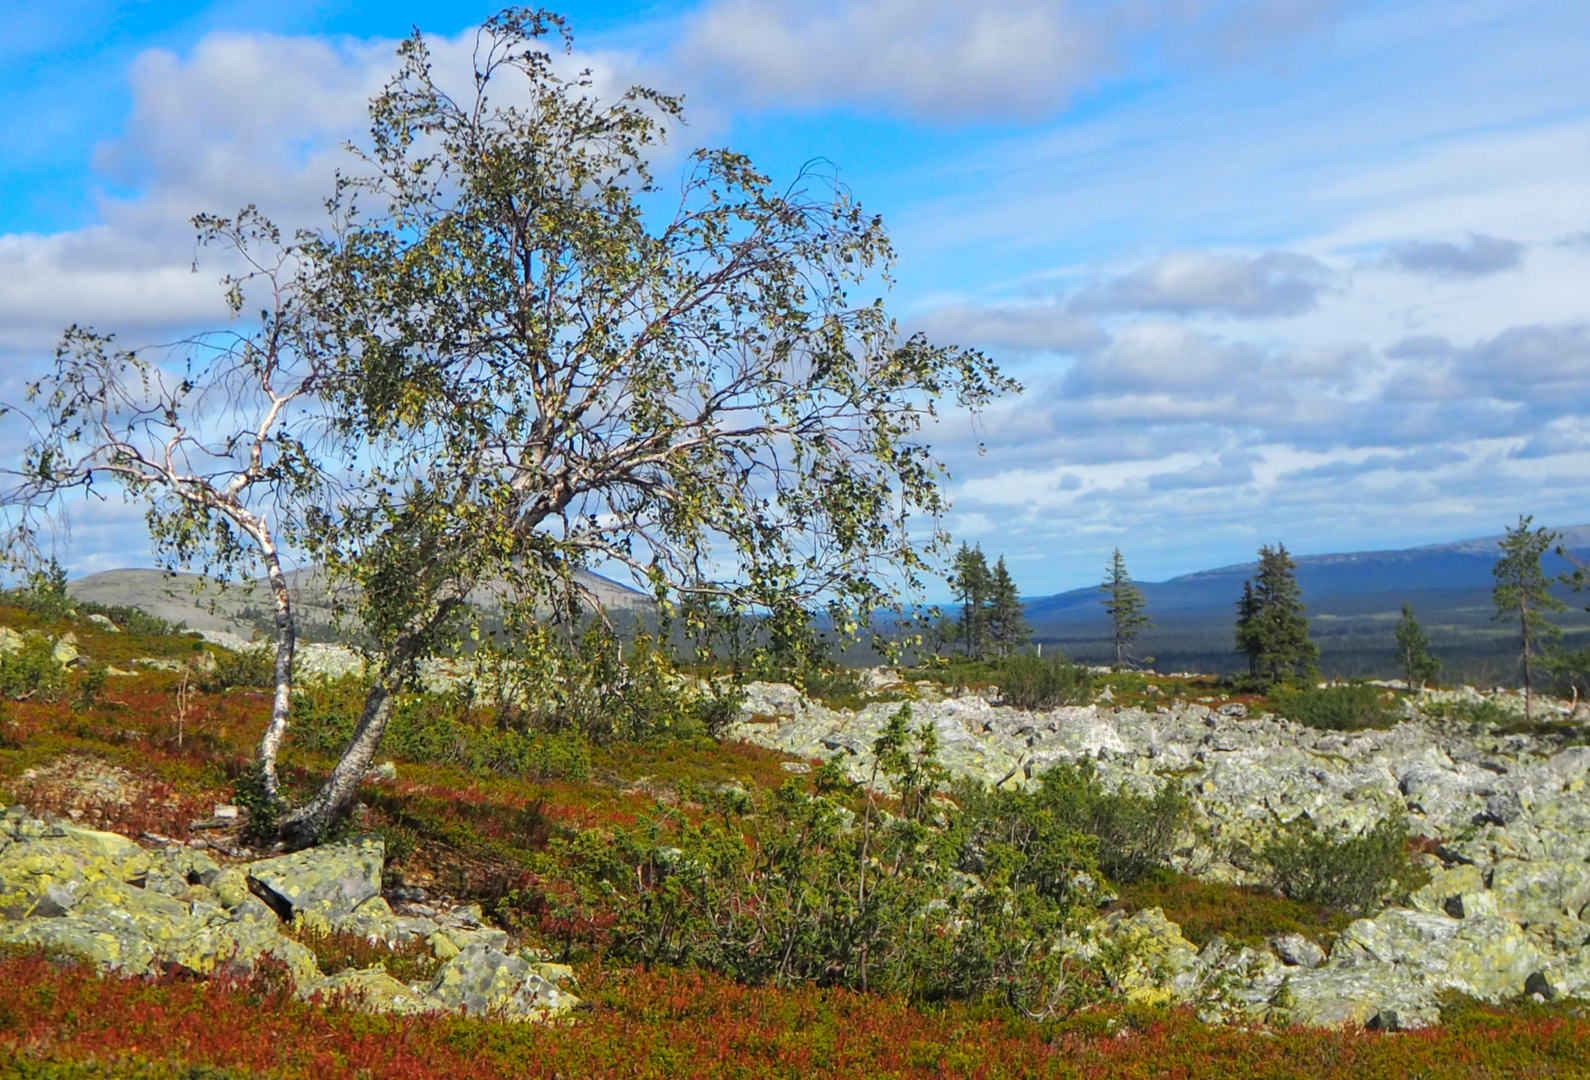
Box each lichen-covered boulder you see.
[1269,932,1326,969]
[302,966,430,1014]
[425,942,581,1020]
[1331,906,1543,1002]
[1489,858,1590,926]
[0,910,159,974]
[246,835,384,926]
[1088,907,1202,1005]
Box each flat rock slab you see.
[247,835,384,924]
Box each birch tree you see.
[1,209,328,806]
[272,9,1014,845]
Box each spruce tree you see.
[948,543,993,659]
[1233,543,1318,682]
[1099,548,1151,669]
[1394,601,1440,690]
[1493,515,1564,720]
[987,556,1031,658]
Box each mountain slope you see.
[67,566,652,640]
[1024,526,1590,680]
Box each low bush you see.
[960,762,1187,887]
[996,652,1095,710]
[196,647,276,693]
[1438,696,1520,727]
[1268,682,1397,731]
[1116,869,1348,948]
[538,710,1186,1014]
[1261,814,1426,916]
[0,636,65,702]
[290,678,594,783]
[483,624,742,745]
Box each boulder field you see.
[726,679,1590,1028]
[0,807,579,1021]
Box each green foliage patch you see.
[1116,869,1349,948]
[0,637,64,702]
[532,712,1185,1014]
[1261,814,1427,916]
[1268,682,1398,731]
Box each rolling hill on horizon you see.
[65,565,652,641]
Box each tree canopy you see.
[1099,548,1150,670]
[283,10,1013,842]
[3,9,1014,846]
[1234,543,1318,683]
[1493,515,1564,720]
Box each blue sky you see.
[3,0,1589,599]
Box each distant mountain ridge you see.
[1023,526,1590,681]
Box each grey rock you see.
[425,942,581,1019]
[246,835,384,927]
[1269,933,1326,969]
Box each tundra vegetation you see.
[0,586,1584,1079]
[1,8,1012,848]
[1,7,1586,1076]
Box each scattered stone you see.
[0,803,579,1021]
[246,835,384,927]
[52,634,81,667]
[86,614,120,633]
[779,761,812,774]
[425,942,579,1019]
[1269,933,1326,969]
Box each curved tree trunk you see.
[256,541,297,805]
[277,677,395,849]
[275,593,460,849]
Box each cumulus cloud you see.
[676,0,1350,122]
[0,26,658,353]
[1385,233,1525,278]
[1512,427,1589,459]
[1072,250,1334,318]
[1280,446,1467,481]
[1147,450,1258,491]
[1454,323,1590,402]
[677,0,1106,122]
[913,301,1106,353]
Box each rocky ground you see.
[0,805,580,1021]
[725,677,1590,1028]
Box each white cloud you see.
[914,300,1106,353]
[677,0,1354,123]
[678,0,1107,122]
[1072,250,1335,318]
[1147,450,1258,490]
[1385,233,1525,278]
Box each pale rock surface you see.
[0,804,577,1020]
[725,680,1590,1027]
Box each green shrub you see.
[290,677,595,782]
[996,652,1095,710]
[1439,696,1520,727]
[1261,813,1425,916]
[196,647,276,693]
[1268,682,1397,731]
[0,636,65,702]
[549,727,1100,1012]
[542,715,1184,1013]
[961,761,1188,886]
